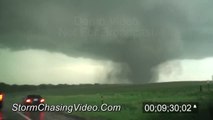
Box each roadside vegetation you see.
[4,81,213,120]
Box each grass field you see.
[6,81,213,120]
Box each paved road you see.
[0,104,79,120]
[0,108,78,120]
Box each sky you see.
[0,0,213,85]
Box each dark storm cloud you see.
[0,0,213,83]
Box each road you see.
[0,103,81,120]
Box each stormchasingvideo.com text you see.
[12,103,122,113]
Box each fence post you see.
[200,85,202,92]
[101,95,104,104]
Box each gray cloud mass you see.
[0,0,213,83]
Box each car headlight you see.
[0,94,3,101]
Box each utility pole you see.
[207,75,213,92]
[211,75,213,91]
[207,80,210,92]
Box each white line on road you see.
[17,112,32,120]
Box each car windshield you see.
[27,95,41,98]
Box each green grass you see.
[5,81,213,120]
